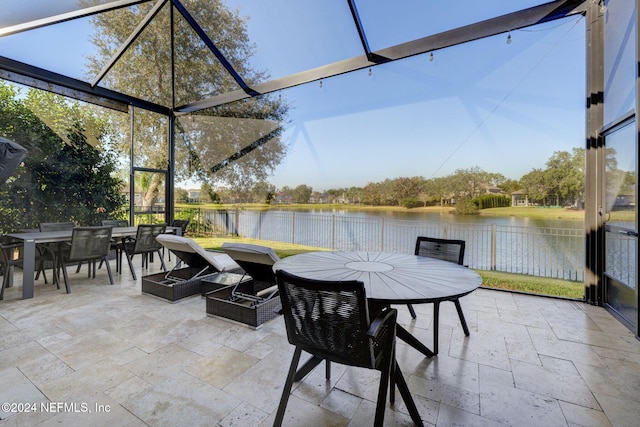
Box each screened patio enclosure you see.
[0,1,638,334]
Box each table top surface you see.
[273,251,482,304]
[8,226,178,243]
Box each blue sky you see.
[268,19,586,190]
[0,1,587,192]
[219,0,587,190]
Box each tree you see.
[175,188,189,203]
[498,178,522,195]
[292,185,313,204]
[251,181,276,204]
[544,148,585,206]
[0,82,126,232]
[447,167,491,200]
[84,0,289,208]
[520,168,549,205]
[392,177,425,202]
[362,181,385,206]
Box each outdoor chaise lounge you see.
[143,234,243,302]
[155,234,241,281]
[220,242,281,300]
[202,242,281,327]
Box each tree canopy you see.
[230,148,591,210]
[0,81,126,232]
[83,0,289,207]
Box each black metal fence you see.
[179,208,586,281]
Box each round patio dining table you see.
[273,250,482,358]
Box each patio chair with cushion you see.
[119,224,167,280]
[220,242,280,297]
[58,226,114,293]
[274,269,423,427]
[409,236,470,355]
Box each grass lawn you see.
[192,236,328,257]
[478,270,583,299]
[192,236,584,300]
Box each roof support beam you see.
[347,0,390,64]
[0,0,152,38]
[172,0,259,97]
[92,0,168,87]
[176,0,587,113]
[0,55,172,115]
[209,127,283,174]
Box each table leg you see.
[22,239,36,299]
[293,355,323,381]
[396,324,435,358]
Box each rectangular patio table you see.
[7,226,180,299]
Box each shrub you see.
[455,198,479,215]
[473,194,511,209]
[401,197,423,209]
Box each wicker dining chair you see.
[101,219,129,271]
[170,219,190,236]
[58,226,114,293]
[36,221,76,282]
[163,219,190,262]
[274,269,423,427]
[101,219,129,227]
[409,236,470,355]
[119,224,167,280]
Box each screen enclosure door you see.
[603,120,638,333]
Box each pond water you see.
[297,207,583,229]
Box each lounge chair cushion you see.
[156,234,240,272]
[220,242,280,266]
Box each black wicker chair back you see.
[277,270,380,367]
[170,219,190,235]
[414,236,465,265]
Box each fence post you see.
[258,211,262,240]
[491,223,497,271]
[291,211,295,244]
[331,215,335,250]
[380,217,385,251]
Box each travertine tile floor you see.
[1,257,639,427]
